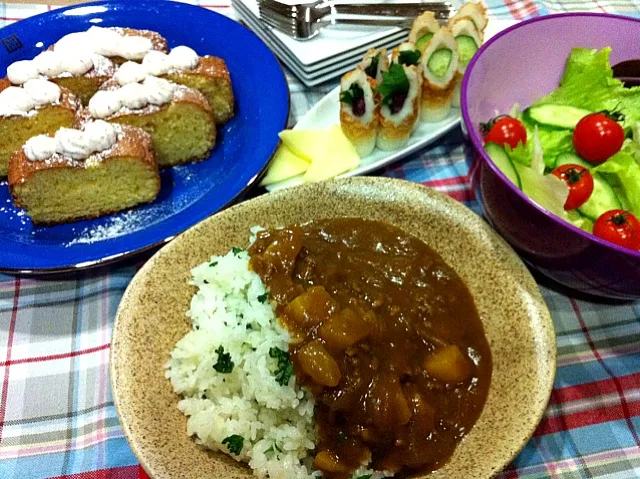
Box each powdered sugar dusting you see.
[65,207,156,246]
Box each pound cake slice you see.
[8,121,160,225]
[141,46,234,124]
[0,78,78,176]
[5,26,169,105]
[86,76,216,167]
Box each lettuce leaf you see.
[536,47,640,129]
[593,140,640,216]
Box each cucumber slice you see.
[554,153,622,220]
[528,104,592,129]
[416,32,434,52]
[554,152,592,170]
[427,49,452,78]
[456,35,478,67]
[485,142,521,189]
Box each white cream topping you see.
[87,90,123,118]
[6,60,40,85]
[6,26,158,85]
[87,76,177,119]
[33,51,67,77]
[118,82,148,109]
[0,79,61,116]
[83,120,118,151]
[0,86,36,115]
[140,46,199,77]
[141,51,171,76]
[114,61,148,86]
[22,78,61,106]
[143,76,176,105]
[24,120,118,161]
[24,135,57,161]
[167,46,199,70]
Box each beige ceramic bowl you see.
[111,177,556,479]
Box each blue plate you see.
[0,0,289,273]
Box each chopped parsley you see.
[257,292,270,304]
[339,83,364,107]
[222,434,244,455]
[209,261,218,267]
[364,53,380,78]
[269,347,294,386]
[398,49,421,66]
[355,475,372,479]
[375,63,410,106]
[231,247,243,256]
[213,346,234,373]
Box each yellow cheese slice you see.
[278,129,333,162]
[303,125,360,183]
[260,144,310,186]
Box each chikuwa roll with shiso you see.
[408,11,441,53]
[450,18,482,107]
[375,63,422,151]
[450,1,488,41]
[360,48,389,84]
[391,42,422,67]
[420,27,460,122]
[339,68,378,158]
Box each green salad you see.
[482,47,640,251]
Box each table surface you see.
[0,1,639,478]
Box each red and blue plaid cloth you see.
[0,1,639,478]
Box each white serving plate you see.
[265,86,461,191]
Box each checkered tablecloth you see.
[0,1,639,478]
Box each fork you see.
[258,0,454,40]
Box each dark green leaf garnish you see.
[340,83,364,106]
[375,63,410,106]
[364,53,380,78]
[213,346,234,373]
[257,292,270,303]
[398,49,421,66]
[222,434,244,455]
[356,475,372,479]
[231,247,243,256]
[269,347,294,386]
[209,261,218,267]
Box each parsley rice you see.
[164,244,391,479]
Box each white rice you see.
[165,241,393,479]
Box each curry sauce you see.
[249,218,491,478]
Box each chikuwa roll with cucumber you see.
[375,63,422,150]
[450,18,482,107]
[408,11,441,53]
[450,1,488,41]
[391,42,422,67]
[360,48,389,84]
[420,27,460,122]
[339,68,379,157]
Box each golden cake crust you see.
[8,124,156,189]
[162,55,235,124]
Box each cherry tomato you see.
[483,116,527,149]
[593,209,640,251]
[550,164,594,211]
[572,113,624,164]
